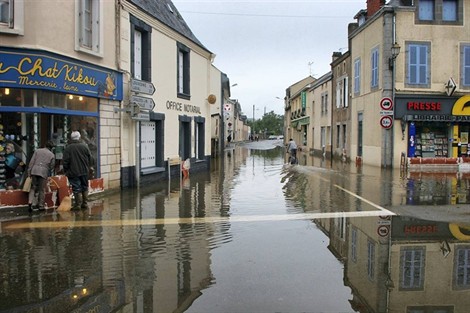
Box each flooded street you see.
[2,140,470,312]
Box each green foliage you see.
[249,111,284,135]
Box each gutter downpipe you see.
[387,12,397,313]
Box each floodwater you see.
[2,140,470,313]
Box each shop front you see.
[395,94,470,160]
[0,47,123,206]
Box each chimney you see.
[367,0,385,17]
[332,52,342,62]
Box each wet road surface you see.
[1,140,470,312]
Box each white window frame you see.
[343,76,348,107]
[0,0,24,35]
[133,30,142,80]
[75,0,103,57]
[371,47,379,88]
[354,58,361,95]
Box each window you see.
[0,0,12,26]
[351,227,357,263]
[371,47,379,88]
[130,16,152,81]
[177,43,191,99]
[443,0,458,21]
[407,42,430,87]
[367,239,375,280]
[354,58,361,95]
[462,44,470,88]
[454,247,470,289]
[400,247,425,290]
[0,0,24,34]
[195,117,205,160]
[418,0,434,20]
[336,125,340,147]
[336,77,348,108]
[416,0,462,24]
[342,124,347,149]
[76,0,102,56]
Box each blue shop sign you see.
[0,48,123,101]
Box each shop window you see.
[177,43,191,100]
[354,58,361,95]
[462,44,470,88]
[406,42,431,88]
[371,47,379,89]
[75,0,103,56]
[130,15,152,81]
[0,0,24,35]
[0,89,99,190]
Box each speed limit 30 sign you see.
[380,116,393,129]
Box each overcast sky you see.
[172,0,365,117]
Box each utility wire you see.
[179,10,352,18]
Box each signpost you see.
[130,78,156,95]
[129,78,156,121]
[131,95,155,111]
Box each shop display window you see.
[414,125,449,158]
[0,88,99,190]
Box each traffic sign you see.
[130,78,156,95]
[380,97,393,111]
[380,110,393,116]
[445,77,456,96]
[131,95,155,110]
[380,116,393,129]
[377,225,390,237]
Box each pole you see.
[253,104,255,134]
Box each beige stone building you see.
[118,0,221,187]
[283,76,315,150]
[350,0,470,168]
[308,72,333,157]
[0,0,122,191]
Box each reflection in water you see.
[2,142,470,312]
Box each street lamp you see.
[388,42,401,70]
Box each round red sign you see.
[380,116,393,129]
[380,97,393,111]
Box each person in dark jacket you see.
[63,131,93,210]
[27,140,55,211]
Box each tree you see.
[249,111,284,136]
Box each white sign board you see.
[130,78,156,95]
[131,95,155,110]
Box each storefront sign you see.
[0,47,123,100]
[166,100,201,114]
